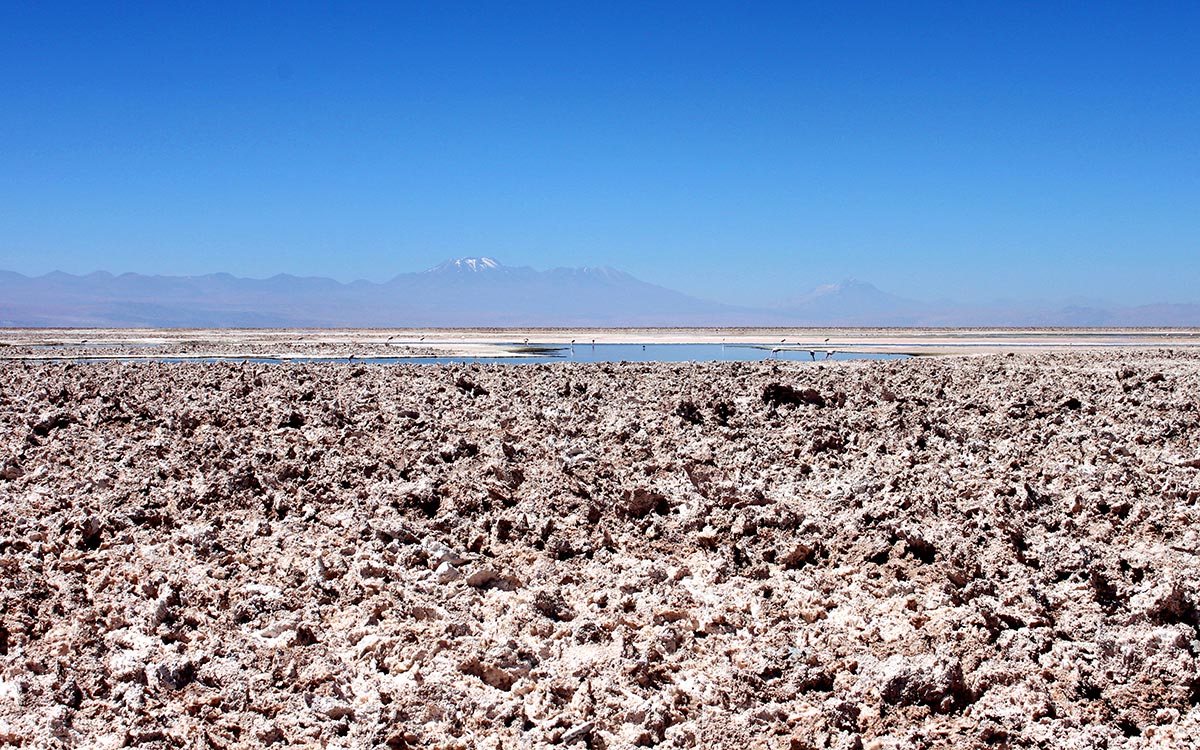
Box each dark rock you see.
[30,413,72,437]
[675,400,703,425]
[711,400,735,426]
[763,384,826,408]
[532,590,575,622]
[620,488,669,518]
[455,376,489,397]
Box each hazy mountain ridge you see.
[2,259,1198,327]
[0,259,763,327]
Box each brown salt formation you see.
[0,351,1198,748]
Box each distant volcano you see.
[425,257,504,273]
[772,279,929,326]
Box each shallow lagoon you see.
[26,343,908,364]
[422,343,907,364]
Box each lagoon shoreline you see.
[3,326,1199,361]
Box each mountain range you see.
[2,259,1198,327]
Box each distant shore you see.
[2,326,1200,360]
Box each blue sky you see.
[1,2,1197,306]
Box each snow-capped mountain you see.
[426,257,503,273]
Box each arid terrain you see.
[2,350,1199,748]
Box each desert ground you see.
[1,347,1199,748]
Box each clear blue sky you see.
[2,2,1197,305]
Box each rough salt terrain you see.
[1,351,1199,749]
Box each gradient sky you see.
[2,2,1197,306]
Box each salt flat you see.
[3,327,1199,360]
[1,350,1199,747]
